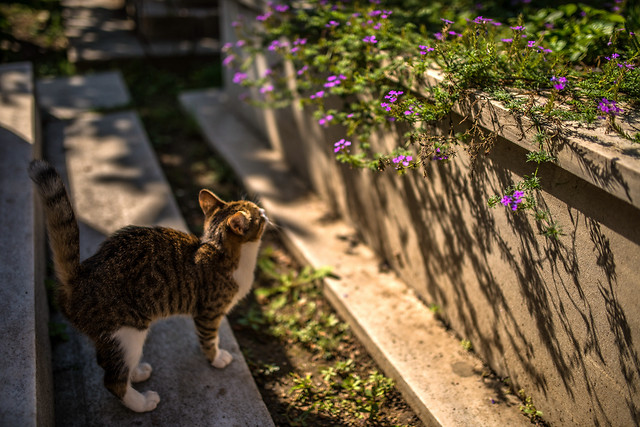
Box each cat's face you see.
[199,189,268,243]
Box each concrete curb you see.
[0,62,54,427]
[181,88,531,426]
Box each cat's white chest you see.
[230,240,260,309]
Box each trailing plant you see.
[224,0,638,239]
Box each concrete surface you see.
[38,76,273,425]
[0,62,53,426]
[37,71,131,119]
[63,0,219,62]
[181,88,530,426]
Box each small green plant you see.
[460,339,473,352]
[290,360,396,421]
[518,389,545,424]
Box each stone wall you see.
[220,1,640,425]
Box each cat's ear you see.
[227,211,249,236]
[199,189,226,215]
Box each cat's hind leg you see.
[97,327,159,412]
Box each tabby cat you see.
[28,160,268,412]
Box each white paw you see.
[122,388,160,412]
[141,391,160,412]
[131,362,153,383]
[212,349,233,368]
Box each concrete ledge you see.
[181,88,530,426]
[0,62,53,426]
[37,71,132,120]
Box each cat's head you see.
[198,189,268,243]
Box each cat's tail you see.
[28,160,79,300]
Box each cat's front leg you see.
[194,311,233,369]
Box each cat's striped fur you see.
[28,160,267,412]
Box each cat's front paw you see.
[212,349,233,368]
[131,362,153,383]
[141,391,160,412]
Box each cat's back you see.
[67,226,203,329]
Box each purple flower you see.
[551,76,567,91]
[222,54,235,67]
[232,72,248,84]
[256,11,272,21]
[334,139,351,153]
[433,148,449,161]
[297,65,309,76]
[501,38,513,43]
[527,40,536,48]
[326,20,340,28]
[318,114,334,126]
[268,40,280,51]
[419,45,435,54]
[510,25,525,31]
[605,53,620,61]
[392,155,413,168]
[441,18,454,24]
[310,90,325,100]
[363,35,378,43]
[274,4,289,12]
[501,191,524,211]
[260,84,274,94]
[598,98,622,117]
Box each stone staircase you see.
[0,65,273,426]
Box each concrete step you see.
[180,88,532,427]
[63,0,218,63]
[132,0,220,40]
[37,75,274,426]
[0,62,54,426]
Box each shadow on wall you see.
[288,107,640,426]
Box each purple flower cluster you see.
[260,84,274,94]
[419,45,435,55]
[433,147,449,161]
[403,104,420,116]
[324,74,347,88]
[501,190,524,211]
[232,71,248,84]
[334,139,351,153]
[291,38,307,53]
[318,114,334,126]
[310,90,325,100]
[326,20,340,28]
[605,53,636,70]
[392,154,413,168]
[297,65,309,76]
[551,76,566,91]
[598,98,622,117]
[223,54,235,68]
[268,40,284,51]
[363,35,378,44]
[380,90,403,112]
[471,16,501,26]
